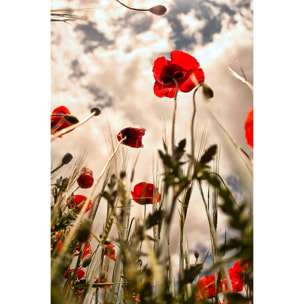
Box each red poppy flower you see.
[66,194,92,214]
[105,243,116,261]
[77,167,94,189]
[244,107,253,148]
[131,182,161,205]
[117,127,146,148]
[152,50,205,98]
[51,106,76,137]
[196,260,248,299]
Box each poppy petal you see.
[153,81,176,98]
[152,56,170,82]
[131,182,161,205]
[117,127,146,148]
[244,107,253,148]
[170,50,200,71]
[178,69,205,92]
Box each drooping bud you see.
[82,254,92,267]
[149,5,167,15]
[63,114,79,124]
[77,218,92,243]
[202,83,214,99]
[61,152,73,165]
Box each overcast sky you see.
[50,0,253,276]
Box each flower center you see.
[161,64,185,84]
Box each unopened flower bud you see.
[202,83,214,99]
[63,114,79,124]
[149,5,167,15]
[91,106,102,116]
[78,218,92,243]
[82,254,92,267]
[194,251,199,259]
[61,153,73,165]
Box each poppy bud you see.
[63,114,79,124]
[194,251,199,259]
[202,83,214,99]
[82,254,92,267]
[77,167,94,189]
[149,5,167,16]
[77,218,92,243]
[61,153,73,165]
[91,106,102,116]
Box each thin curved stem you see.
[115,0,149,11]
[51,111,96,140]
[171,78,179,155]
[191,85,201,159]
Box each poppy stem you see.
[191,85,201,159]
[51,108,101,140]
[171,78,179,155]
[114,0,149,12]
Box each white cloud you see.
[178,9,207,44]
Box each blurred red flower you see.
[152,50,205,98]
[77,167,94,189]
[51,106,75,137]
[105,243,116,261]
[94,278,112,288]
[63,268,85,280]
[117,127,146,148]
[74,240,91,260]
[197,260,248,300]
[67,194,92,214]
[131,182,161,205]
[244,107,253,148]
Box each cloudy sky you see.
[50,0,253,180]
[3,0,304,302]
[50,0,253,283]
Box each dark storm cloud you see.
[74,21,114,53]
